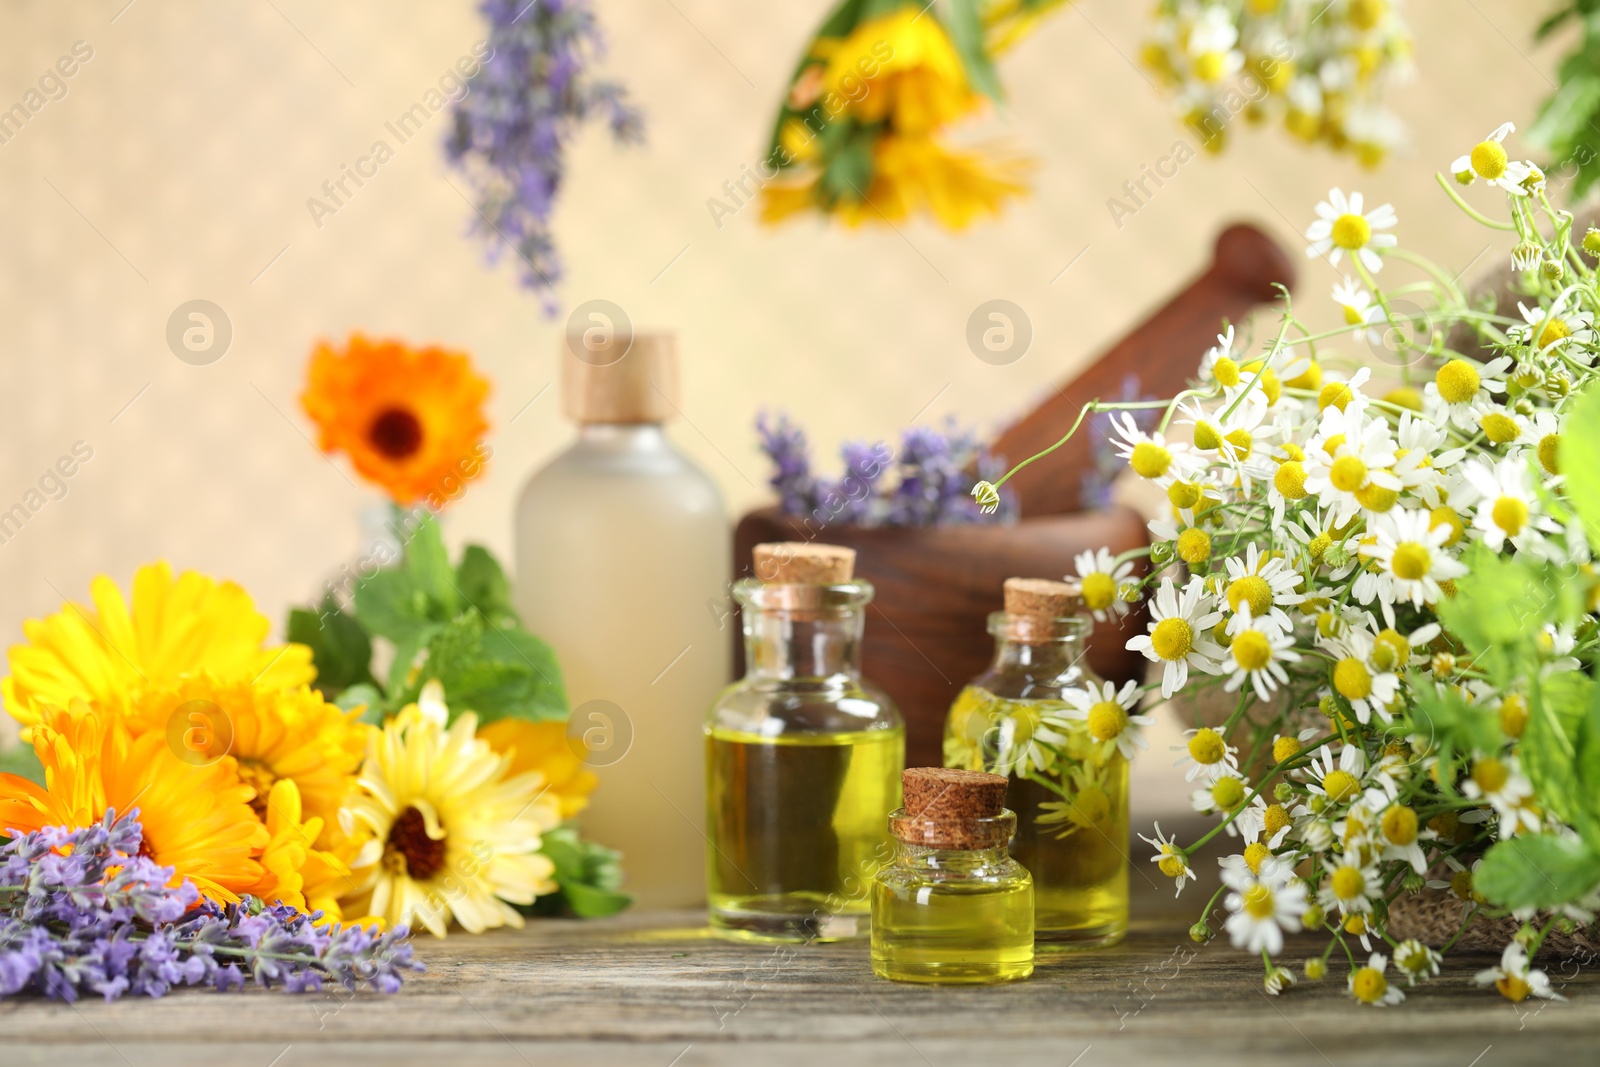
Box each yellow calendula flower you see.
[248,778,367,925]
[3,561,314,738]
[822,8,977,134]
[0,700,267,903]
[477,718,598,820]
[341,682,562,937]
[126,676,371,842]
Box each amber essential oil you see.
[871,768,1034,985]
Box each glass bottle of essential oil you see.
[515,332,730,910]
[705,542,904,942]
[944,578,1129,949]
[872,767,1033,984]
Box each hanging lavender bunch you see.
[0,809,422,1002]
[445,0,643,311]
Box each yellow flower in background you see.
[125,676,371,843]
[3,561,314,738]
[341,683,561,937]
[478,718,598,820]
[301,334,490,509]
[0,701,267,903]
[248,779,366,925]
[821,8,977,134]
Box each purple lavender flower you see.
[446,0,643,310]
[0,809,422,1002]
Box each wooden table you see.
[6,844,1599,1066]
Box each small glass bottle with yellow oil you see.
[871,767,1033,984]
[944,578,1132,949]
[705,542,904,941]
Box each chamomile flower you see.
[1332,276,1384,345]
[1110,412,1193,485]
[1221,855,1308,956]
[1425,356,1511,429]
[1319,857,1380,917]
[1305,188,1398,273]
[1052,679,1152,761]
[1304,400,1400,524]
[1357,507,1468,610]
[1460,753,1539,839]
[1511,295,1594,355]
[1191,768,1250,826]
[1376,802,1432,873]
[984,704,1070,779]
[1222,606,1301,702]
[1174,726,1240,784]
[1185,5,1244,84]
[1390,940,1442,987]
[1241,793,1297,849]
[1072,547,1135,622]
[1528,410,1563,478]
[1449,122,1531,194]
[1200,325,1241,387]
[1318,628,1402,725]
[1140,822,1194,897]
[1390,410,1466,505]
[1475,942,1565,1003]
[1220,542,1306,630]
[1349,953,1405,1006]
[1303,743,1368,806]
[1462,455,1562,555]
[1127,576,1225,699]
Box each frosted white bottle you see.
[514,332,730,910]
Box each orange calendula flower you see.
[300,334,491,508]
[478,718,599,820]
[0,701,267,903]
[3,561,314,738]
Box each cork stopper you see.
[892,768,1013,850]
[562,332,679,424]
[999,576,1085,644]
[752,542,855,585]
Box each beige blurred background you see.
[0,1,1568,808]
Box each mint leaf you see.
[529,824,632,918]
[1565,386,1600,550]
[402,515,458,616]
[287,597,376,697]
[1523,671,1591,828]
[1476,834,1600,911]
[1409,677,1500,792]
[391,614,566,726]
[354,568,441,645]
[457,544,517,627]
[1435,545,1552,680]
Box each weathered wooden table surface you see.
[6,837,1599,1067]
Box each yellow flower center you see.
[1243,883,1277,920]
[1244,841,1272,873]
[1334,658,1373,701]
[1383,386,1423,411]
[1435,359,1481,405]
[1497,975,1533,1003]
[1319,382,1355,411]
[1275,461,1308,499]
[1264,804,1291,836]
[1349,0,1386,31]
[1342,302,1366,326]
[1273,735,1301,763]
[1211,776,1246,810]
[1214,357,1241,387]
[1224,428,1253,459]
[1472,757,1509,794]
[1322,769,1360,803]
[1187,728,1226,766]
[1082,572,1117,612]
[1491,495,1529,537]
[1470,140,1508,180]
[1331,455,1368,492]
[1373,629,1410,671]
[1538,433,1561,475]
[1391,543,1430,581]
[1429,506,1464,546]
[1158,852,1187,879]
[1331,213,1372,250]
[1344,914,1368,936]
[1285,361,1322,392]
[1131,441,1172,479]
[1351,967,1388,1004]
[1480,412,1519,445]
[1177,527,1212,564]
[1382,804,1418,846]
[1450,868,1474,900]
[1168,481,1202,509]
[1193,50,1228,83]
[1500,694,1529,739]
[1086,700,1128,742]
[1193,421,1223,451]
[1231,630,1274,673]
[1224,575,1272,618]
[1331,864,1367,901]
[1152,617,1196,661]
[1356,483,1398,513]
[1538,317,1572,349]
[1308,533,1332,561]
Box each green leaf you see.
[1476,834,1600,911]
[456,545,518,627]
[383,622,445,697]
[1522,671,1592,828]
[1564,386,1600,550]
[939,0,1004,101]
[528,825,632,919]
[0,743,44,787]
[1409,677,1501,793]
[394,614,567,726]
[402,515,459,617]
[287,598,376,697]
[354,569,441,645]
[1434,545,1553,675]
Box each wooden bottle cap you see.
[1003,577,1082,617]
[894,768,1013,850]
[752,542,855,585]
[562,332,679,424]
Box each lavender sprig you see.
[0,809,422,1002]
[446,0,643,310]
